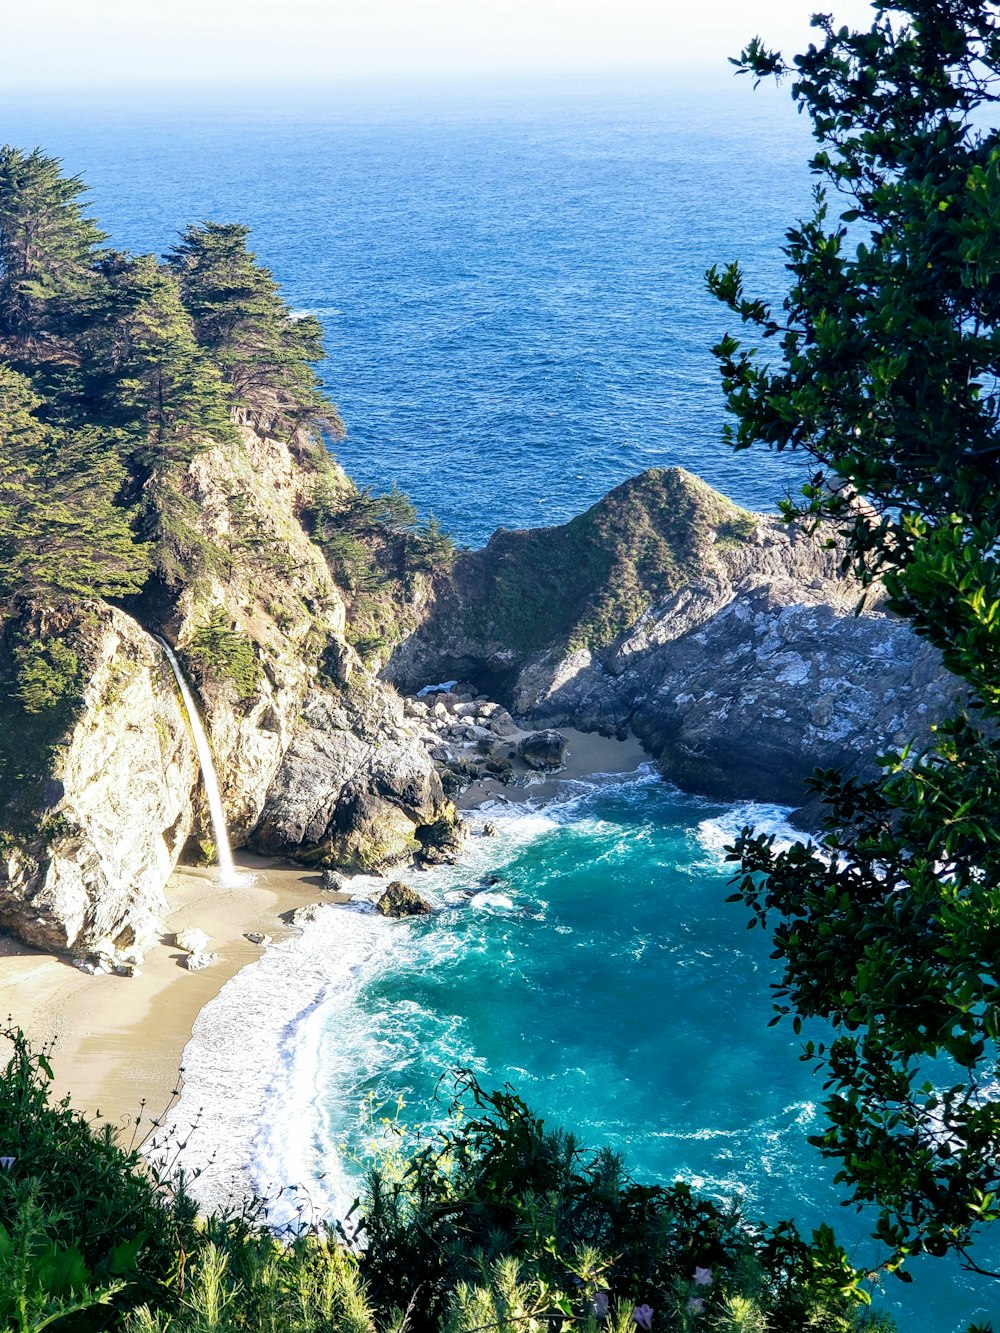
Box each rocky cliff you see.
[0,426,453,959]
[0,450,959,961]
[385,468,958,808]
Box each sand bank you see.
[0,855,340,1137]
[1,727,651,1144]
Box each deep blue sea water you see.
[1,75,811,543]
[6,77,997,1330]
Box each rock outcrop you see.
[518,730,568,772]
[0,426,457,957]
[0,452,963,958]
[376,880,434,918]
[0,603,196,956]
[387,468,960,808]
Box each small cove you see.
[161,765,998,1333]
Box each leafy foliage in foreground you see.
[0,1032,893,1333]
[708,0,1000,1282]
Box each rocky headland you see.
[0,440,958,967]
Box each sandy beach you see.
[0,726,650,1147]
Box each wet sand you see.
[1,727,651,1144]
[0,854,340,1138]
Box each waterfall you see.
[155,635,242,887]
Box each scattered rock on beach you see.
[519,730,568,771]
[245,931,272,946]
[175,927,211,955]
[320,869,345,892]
[376,880,434,918]
[182,951,220,971]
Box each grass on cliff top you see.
[453,468,755,658]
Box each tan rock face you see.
[0,426,459,957]
[0,604,197,955]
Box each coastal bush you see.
[13,637,81,715]
[355,1073,875,1333]
[708,0,1000,1288]
[184,608,261,700]
[0,1027,197,1324]
[0,1033,896,1333]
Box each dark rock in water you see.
[320,869,345,891]
[481,821,497,837]
[483,872,503,887]
[376,880,434,918]
[519,730,568,771]
[416,815,466,866]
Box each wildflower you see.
[687,1298,705,1314]
[591,1292,610,1319]
[632,1304,654,1329]
[692,1267,713,1287]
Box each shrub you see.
[184,607,261,699]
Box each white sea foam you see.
[151,906,408,1225]
[693,800,800,868]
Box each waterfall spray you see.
[156,635,244,887]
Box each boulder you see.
[175,927,211,955]
[376,881,434,918]
[290,902,326,927]
[320,869,345,891]
[519,730,568,771]
[327,790,421,874]
[245,931,272,945]
[182,951,220,971]
[490,711,519,738]
[416,814,466,866]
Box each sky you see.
[4,0,880,90]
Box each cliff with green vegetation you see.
[0,147,456,960]
[386,469,955,809]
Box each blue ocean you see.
[4,76,995,1330]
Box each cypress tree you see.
[0,146,106,348]
[85,251,234,460]
[0,363,150,600]
[166,221,342,439]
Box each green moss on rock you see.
[450,468,753,658]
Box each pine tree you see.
[0,146,105,348]
[166,221,342,439]
[0,362,150,599]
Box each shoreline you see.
[0,726,650,1149]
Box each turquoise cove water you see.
[167,773,997,1333]
[6,76,997,1330]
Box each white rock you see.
[290,902,326,927]
[175,927,211,955]
[182,951,220,972]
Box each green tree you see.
[709,0,1000,1280]
[166,221,342,440]
[0,363,150,600]
[84,252,233,459]
[0,145,105,348]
